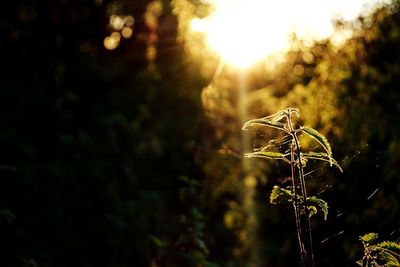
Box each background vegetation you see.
[0,0,399,266]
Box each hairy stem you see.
[290,140,306,264]
[287,111,315,267]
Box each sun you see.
[190,0,291,69]
[190,0,389,69]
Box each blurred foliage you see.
[149,176,219,267]
[0,0,400,267]
[0,0,206,266]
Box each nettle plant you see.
[358,233,400,267]
[242,108,342,267]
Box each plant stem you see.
[296,146,315,267]
[287,111,315,267]
[290,138,306,265]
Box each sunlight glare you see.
[190,0,390,68]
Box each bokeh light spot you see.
[104,37,116,50]
[302,51,314,64]
[110,15,125,30]
[121,26,133,39]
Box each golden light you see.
[190,0,292,69]
[124,16,135,27]
[190,0,390,69]
[103,32,121,50]
[121,26,133,39]
[105,14,136,50]
[110,15,125,30]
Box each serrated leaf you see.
[244,151,287,161]
[385,262,400,267]
[242,118,287,132]
[377,241,400,254]
[360,233,379,244]
[377,250,399,265]
[301,152,343,172]
[306,196,329,220]
[301,126,333,165]
[270,185,293,204]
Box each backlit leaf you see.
[306,196,328,220]
[270,185,293,204]
[356,259,363,266]
[377,250,399,265]
[244,151,286,161]
[301,152,343,172]
[308,206,318,218]
[242,118,287,132]
[377,241,400,254]
[301,126,333,165]
[360,233,379,244]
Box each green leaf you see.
[301,152,343,172]
[360,233,379,244]
[385,262,400,267]
[301,126,333,162]
[306,196,329,220]
[377,241,400,254]
[244,151,288,161]
[270,185,293,204]
[377,250,399,265]
[308,206,318,218]
[242,118,287,132]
